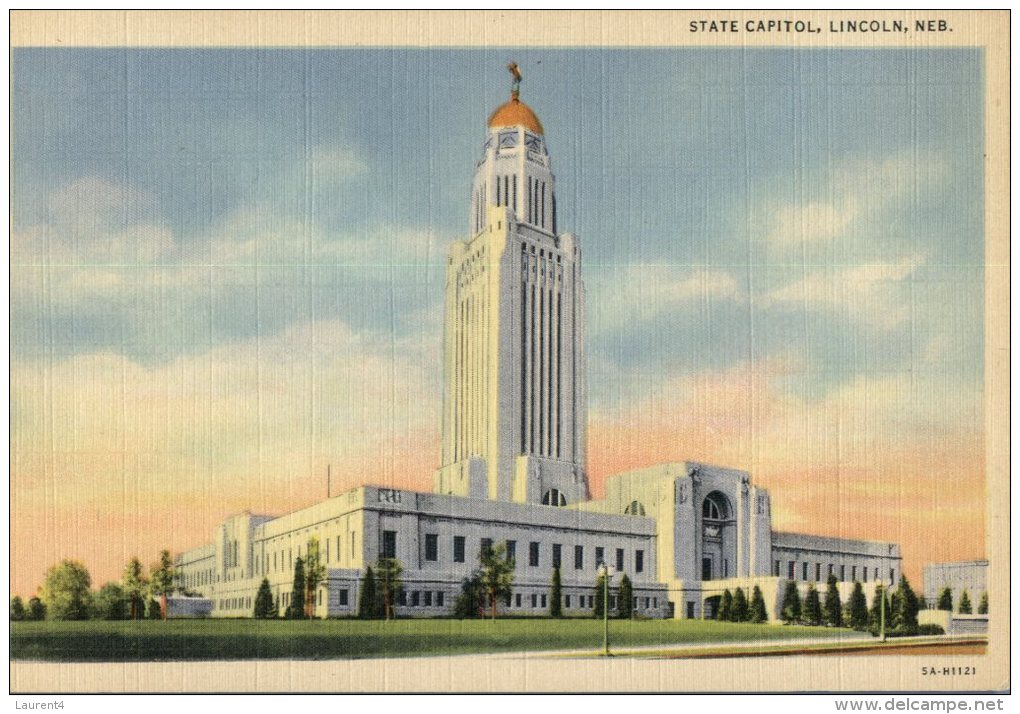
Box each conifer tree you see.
[550,566,563,618]
[978,592,988,615]
[617,574,634,619]
[847,582,869,630]
[894,576,919,628]
[917,596,928,612]
[376,557,404,621]
[593,572,607,619]
[27,597,45,621]
[802,584,823,626]
[823,575,842,627]
[286,557,306,619]
[718,589,733,621]
[749,585,768,623]
[958,590,972,614]
[357,566,378,619]
[869,584,889,630]
[732,587,749,622]
[937,586,953,612]
[780,580,802,623]
[254,578,274,619]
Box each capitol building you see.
[176,69,902,621]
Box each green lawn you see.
[10,618,858,661]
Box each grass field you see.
[10,618,858,661]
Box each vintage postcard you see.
[8,10,1009,695]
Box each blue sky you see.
[11,47,988,592]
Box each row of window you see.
[254,532,358,577]
[775,559,896,585]
[412,532,645,574]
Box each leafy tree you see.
[780,580,802,623]
[479,542,515,619]
[121,557,149,620]
[937,587,953,612]
[376,557,404,621]
[847,582,869,630]
[304,536,326,618]
[978,592,988,615]
[357,566,379,619]
[454,572,485,618]
[593,572,607,619]
[95,582,130,620]
[40,560,93,620]
[617,574,634,619]
[717,589,733,621]
[10,596,25,621]
[958,590,972,614]
[146,598,161,620]
[550,566,563,618]
[869,584,889,630]
[802,584,823,626]
[27,597,45,621]
[731,587,749,622]
[823,575,842,627]
[286,557,306,619]
[149,550,178,621]
[254,578,274,619]
[749,585,768,623]
[893,576,919,628]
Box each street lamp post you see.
[599,563,614,656]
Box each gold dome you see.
[487,92,544,135]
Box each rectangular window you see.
[541,594,547,608]
[863,567,868,583]
[398,590,407,606]
[616,548,624,572]
[336,536,341,562]
[437,592,444,607]
[840,565,846,582]
[506,540,516,562]
[788,561,795,579]
[480,538,493,558]
[529,542,540,567]
[552,544,562,569]
[774,560,780,576]
[515,593,522,607]
[636,550,644,573]
[874,568,879,582]
[325,538,330,564]
[424,592,432,607]
[609,595,616,609]
[454,536,466,563]
[802,562,809,581]
[595,547,605,567]
[411,591,420,606]
[645,597,650,609]
[852,566,858,582]
[531,594,538,608]
[382,530,397,559]
[574,545,584,570]
[890,568,895,583]
[653,598,658,608]
[816,563,821,581]
[565,595,571,608]
[339,589,349,607]
[828,564,834,578]
[724,559,729,578]
[425,534,438,562]
[318,589,322,606]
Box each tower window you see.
[541,489,566,507]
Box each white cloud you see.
[592,264,745,334]
[762,255,922,330]
[764,152,948,246]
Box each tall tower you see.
[434,64,589,505]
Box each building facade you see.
[923,560,988,609]
[176,68,902,621]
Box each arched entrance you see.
[700,491,736,582]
